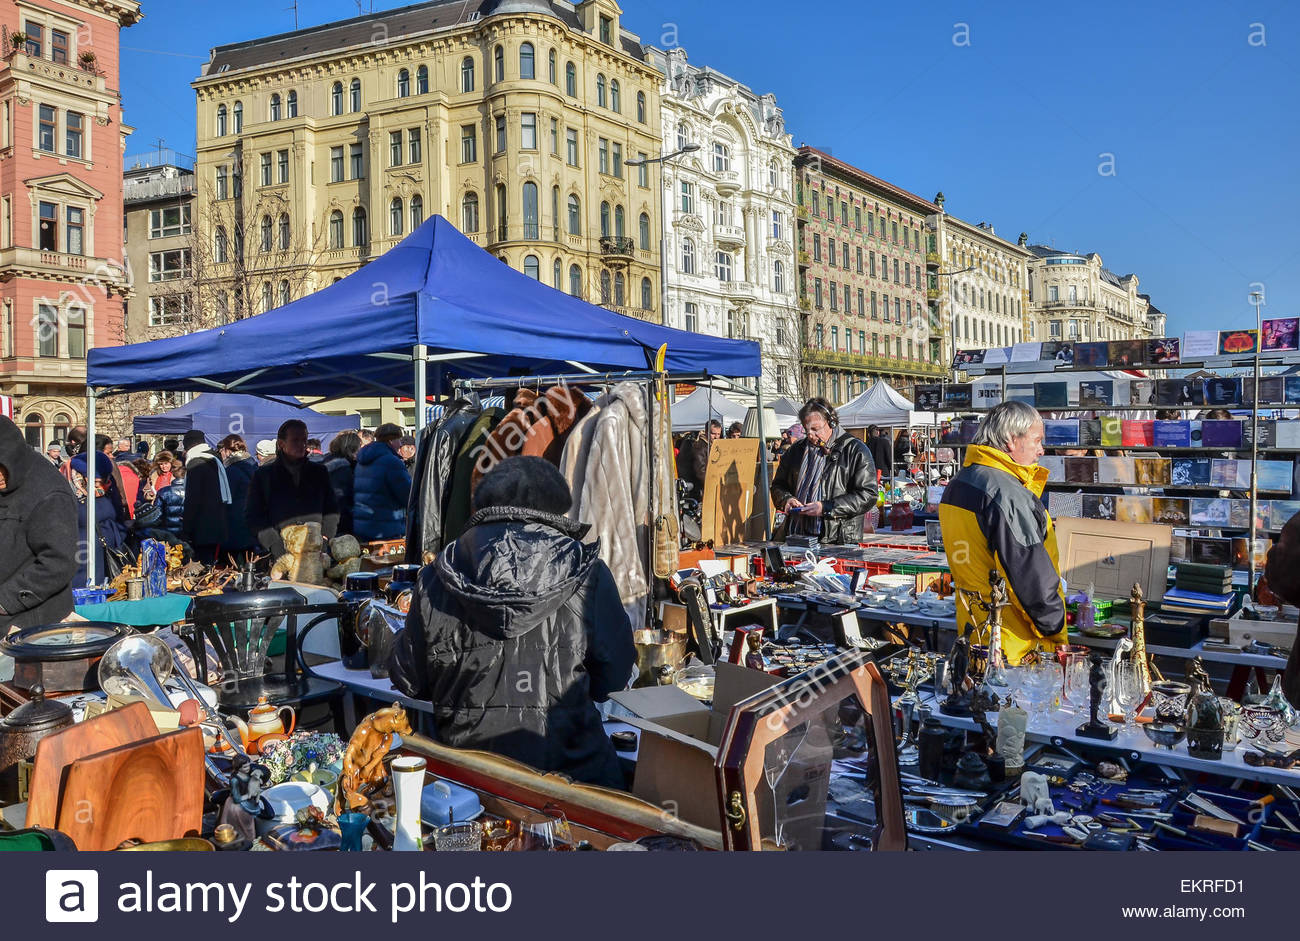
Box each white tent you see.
[837,382,913,428]
[769,395,802,428]
[670,387,749,433]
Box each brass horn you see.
[98,633,175,712]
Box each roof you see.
[202,0,645,77]
[942,214,1032,257]
[795,146,938,216]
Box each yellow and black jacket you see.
[938,445,1066,663]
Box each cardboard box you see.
[609,663,780,831]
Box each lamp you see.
[741,406,781,440]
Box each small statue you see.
[939,636,973,717]
[983,570,1011,688]
[215,755,273,843]
[743,631,765,671]
[1130,581,1152,697]
[1076,652,1118,740]
[1185,657,1225,760]
[336,703,413,813]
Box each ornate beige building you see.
[1025,244,1164,343]
[191,0,664,346]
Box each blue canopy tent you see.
[132,393,359,447]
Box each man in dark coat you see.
[352,422,412,541]
[770,398,878,545]
[0,416,78,632]
[390,456,635,789]
[867,425,893,482]
[245,419,339,558]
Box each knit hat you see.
[255,439,276,459]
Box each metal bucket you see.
[632,630,688,688]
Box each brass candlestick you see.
[1130,582,1152,698]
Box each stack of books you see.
[1174,562,1233,595]
[1160,587,1236,618]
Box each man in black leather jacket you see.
[770,398,878,545]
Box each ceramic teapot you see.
[246,696,296,747]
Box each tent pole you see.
[755,364,773,542]
[86,388,97,586]
[413,343,428,430]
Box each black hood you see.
[0,418,34,493]
[435,506,597,640]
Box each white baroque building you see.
[648,46,800,397]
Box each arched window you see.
[352,206,367,248]
[397,68,410,97]
[23,414,44,448]
[596,74,607,107]
[641,277,652,310]
[676,122,687,150]
[522,182,539,240]
[409,194,424,230]
[569,264,582,296]
[287,90,297,117]
[216,104,227,136]
[493,45,504,82]
[261,281,272,312]
[614,271,626,306]
[636,91,646,123]
[610,79,621,113]
[53,412,71,442]
[567,194,581,235]
[548,49,557,84]
[715,251,732,281]
[279,279,291,306]
[214,226,228,262]
[232,100,242,133]
[390,197,404,236]
[277,212,290,250]
[681,237,695,274]
[614,204,625,238]
[416,65,428,94]
[600,201,611,237]
[524,254,540,280]
[553,258,562,289]
[565,62,577,97]
[773,260,785,292]
[769,160,778,188]
[330,82,343,115]
[259,215,273,252]
[638,212,650,250]
[600,269,611,304]
[349,78,361,112]
[462,192,479,233]
[461,57,474,93]
[269,93,281,121]
[519,42,534,80]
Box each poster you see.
[1262,317,1300,352]
[1147,337,1181,365]
[1182,330,1219,359]
[1219,329,1259,356]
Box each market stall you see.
[133,393,359,447]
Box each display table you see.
[1071,631,1289,671]
[73,592,193,627]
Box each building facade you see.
[123,149,196,344]
[650,46,798,397]
[793,146,944,404]
[0,0,141,445]
[1025,244,1162,343]
[191,0,663,338]
[926,197,1032,363]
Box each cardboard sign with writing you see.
[700,438,762,545]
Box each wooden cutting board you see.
[55,726,204,851]
[25,702,158,829]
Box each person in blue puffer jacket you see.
[352,423,412,541]
[153,463,187,539]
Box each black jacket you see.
[770,432,878,545]
[245,456,339,557]
[222,455,259,552]
[869,435,893,481]
[405,400,483,564]
[182,454,228,548]
[323,455,355,535]
[390,506,635,789]
[0,418,78,632]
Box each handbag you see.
[101,541,132,582]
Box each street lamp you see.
[626,143,700,326]
[1248,289,1264,590]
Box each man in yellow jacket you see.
[938,401,1067,663]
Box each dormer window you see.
[599,15,613,45]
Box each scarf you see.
[186,443,231,505]
[789,428,842,537]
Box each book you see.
[1010,342,1042,363]
[1065,456,1098,484]
[1116,495,1153,524]
[1078,419,1102,446]
[1170,535,1189,563]
[1074,341,1110,367]
[1219,329,1259,356]
[1039,455,1066,482]
[1176,561,1232,580]
[952,349,985,369]
[1122,420,1154,446]
[972,381,1003,409]
[1049,492,1084,519]
[1262,317,1300,352]
[914,385,943,411]
[943,383,973,409]
[1189,538,1233,567]
[1175,575,1234,594]
[1078,380,1113,408]
[1201,420,1243,449]
[1258,460,1294,492]
[1041,341,1075,365]
[1133,457,1172,485]
[1171,458,1212,486]
[1082,493,1117,520]
[1153,420,1192,448]
[1155,378,1204,406]
[1148,337,1181,364]
[1253,502,1272,532]
[1190,498,1230,527]
[1109,339,1145,367]
[1286,376,1300,405]
[1227,500,1251,528]
[1043,419,1080,447]
[1128,380,1155,406]
[1210,459,1251,489]
[1183,330,1219,359]
[1203,377,1242,407]
[1097,455,1136,484]
[1162,586,1234,610]
[1034,381,1069,408]
[1153,497,1190,525]
[1242,421,1275,449]
[1244,376,1286,405]
[1099,416,1123,447]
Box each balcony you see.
[720,280,757,300]
[1040,298,1096,310]
[797,249,811,268]
[599,235,635,261]
[0,245,126,286]
[926,286,941,300]
[801,347,948,377]
[602,303,656,321]
[714,223,745,248]
[798,295,811,312]
[797,206,809,222]
[2,48,108,98]
[925,251,940,269]
[714,169,740,195]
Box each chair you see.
[184,588,349,731]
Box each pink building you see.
[0,0,141,446]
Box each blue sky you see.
[120,0,1299,334]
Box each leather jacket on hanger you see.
[405,400,483,564]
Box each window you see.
[495,115,506,154]
[681,237,695,274]
[548,117,559,155]
[565,128,579,166]
[522,254,540,280]
[349,79,361,112]
[891,221,899,242]
[390,130,402,167]
[149,204,191,238]
[261,282,272,313]
[397,69,410,98]
[857,288,865,314]
[520,43,534,80]
[417,66,428,94]
[772,211,783,240]
[277,149,289,183]
[639,212,650,250]
[676,123,688,150]
[893,258,900,283]
[684,302,698,332]
[565,62,577,96]
[567,194,581,234]
[65,111,82,158]
[148,295,190,328]
[551,186,560,239]
[831,325,839,349]
[495,183,507,238]
[680,181,694,213]
[713,143,730,172]
[856,247,863,274]
[390,198,403,236]
[279,280,291,307]
[352,207,367,248]
[641,277,652,310]
[614,272,625,306]
[842,244,849,268]
[1069,284,1078,302]
[600,14,613,44]
[233,101,242,133]
[23,21,43,57]
[814,323,823,347]
[599,201,610,237]
[37,305,57,357]
[269,93,282,121]
[521,112,537,150]
[259,215,273,252]
[612,141,623,178]
[553,258,562,289]
[350,143,364,178]
[148,249,191,282]
[812,234,821,262]
[61,206,82,255]
[330,82,343,115]
[830,283,838,311]
[408,128,421,164]
[548,49,557,84]
[462,192,479,232]
[215,226,229,261]
[216,103,228,136]
[1047,285,1059,302]
[610,79,621,113]
[330,146,344,182]
[287,90,298,117]
[461,125,477,163]
[462,57,475,92]
[811,193,820,217]
[596,74,607,108]
[895,298,902,322]
[614,204,625,238]
[715,251,732,282]
[637,155,648,188]
[410,194,424,230]
[260,151,272,186]
[769,162,778,188]
[871,292,878,318]
[493,45,504,83]
[773,261,785,292]
[277,213,290,250]
[636,91,646,123]
[902,227,909,248]
[38,105,56,152]
[569,264,582,296]
[215,165,228,200]
[522,182,539,239]
[828,238,836,267]
[600,270,611,304]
